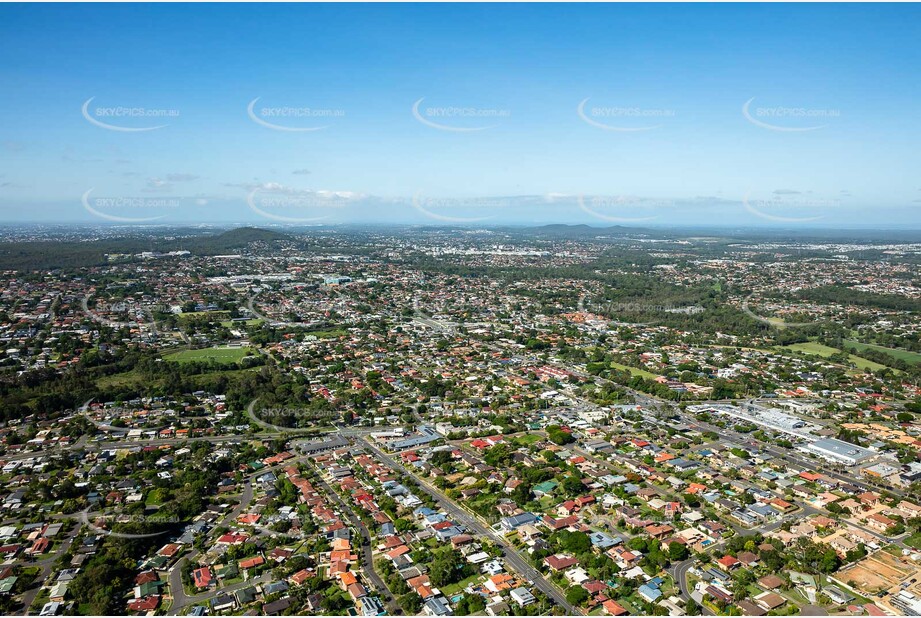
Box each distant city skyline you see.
[1,3,920,227]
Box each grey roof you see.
[424,596,451,616]
[500,512,537,529]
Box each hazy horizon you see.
[2,3,920,229]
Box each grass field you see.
[163,346,256,364]
[97,366,260,391]
[305,328,348,339]
[783,342,841,357]
[844,340,921,365]
[782,342,891,372]
[96,369,146,389]
[609,361,660,380]
[509,433,542,447]
[220,319,264,328]
[177,310,231,322]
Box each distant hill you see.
[192,227,291,253]
[503,224,642,238]
[0,227,293,271]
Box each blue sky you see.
[1,3,920,228]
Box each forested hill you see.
[0,227,292,270]
[197,227,290,248]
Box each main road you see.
[539,354,908,501]
[1,424,383,463]
[361,438,581,615]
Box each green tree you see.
[668,541,689,561]
[399,592,423,614]
[566,585,589,606]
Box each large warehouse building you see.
[805,438,875,465]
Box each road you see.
[361,438,582,615]
[166,452,321,615]
[668,558,713,615]
[17,522,80,616]
[167,478,254,614]
[172,570,274,612]
[491,353,913,614]
[1,424,384,463]
[312,471,400,615]
[547,354,909,503]
[685,413,906,499]
[667,504,810,618]
[11,319,913,615]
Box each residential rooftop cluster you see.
[0,226,918,615]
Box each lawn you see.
[177,310,232,322]
[220,319,264,328]
[96,368,145,389]
[609,361,660,380]
[843,355,890,373]
[30,589,50,614]
[844,340,921,365]
[305,328,348,339]
[510,433,542,447]
[617,598,642,615]
[781,342,891,372]
[145,491,166,507]
[905,532,921,550]
[163,346,256,365]
[782,342,841,357]
[441,573,484,596]
[97,365,261,390]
